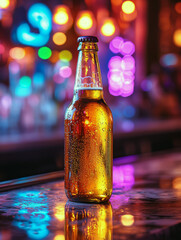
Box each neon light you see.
[38,47,52,60]
[17,3,52,47]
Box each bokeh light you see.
[19,76,31,88]
[9,61,20,74]
[122,1,135,14]
[33,73,45,88]
[9,47,25,60]
[108,56,122,69]
[53,6,69,25]
[53,32,67,46]
[77,13,93,30]
[0,43,5,54]
[59,50,72,62]
[38,47,52,60]
[17,3,52,47]
[108,37,135,97]
[120,41,135,55]
[0,0,9,9]
[173,177,181,189]
[54,235,65,240]
[49,50,60,63]
[75,11,96,35]
[111,0,122,6]
[160,53,178,67]
[175,2,181,14]
[59,66,72,78]
[121,55,135,71]
[101,19,116,37]
[109,37,124,53]
[173,29,181,47]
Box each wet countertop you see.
[1,151,181,239]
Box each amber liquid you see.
[64,89,113,203]
[65,201,112,239]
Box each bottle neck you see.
[74,42,103,91]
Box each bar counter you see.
[1,151,181,239]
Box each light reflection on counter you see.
[65,201,112,240]
[54,203,65,221]
[111,164,135,209]
[113,164,135,190]
[13,190,51,239]
[121,214,134,226]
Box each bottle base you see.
[65,190,111,203]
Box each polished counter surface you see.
[1,151,181,239]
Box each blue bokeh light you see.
[17,3,52,47]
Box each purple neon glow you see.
[108,56,122,69]
[120,41,135,56]
[113,164,135,189]
[121,55,135,72]
[122,71,135,83]
[109,37,124,54]
[59,66,72,78]
[108,37,135,97]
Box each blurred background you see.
[0,0,181,181]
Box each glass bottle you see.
[64,36,113,203]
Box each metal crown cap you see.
[77,36,98,43]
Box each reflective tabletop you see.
[1,151,181,239]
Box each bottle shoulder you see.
[65,98,112,122]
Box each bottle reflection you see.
[65,201,112,240]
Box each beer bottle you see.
[64,36,113,203]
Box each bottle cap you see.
[77,36,98,43]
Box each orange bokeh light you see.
[77,13,93,30]
[173,29,181,47]
[53,32,67,46]
[111,0,122,6]
[175,2,181,14]
[53,6,69,25]
[0,0,10,9]
[101,20,116,37]
[9,47,25,60]
[122,1,136,14]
